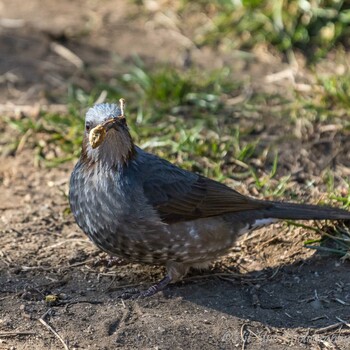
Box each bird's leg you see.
[118,275,172,300]
[139,275,172,298]
[118,262,188,299]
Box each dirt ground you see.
[1,1,350,349]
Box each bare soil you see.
[1,1,350,349]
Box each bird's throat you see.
[81,129,136,168]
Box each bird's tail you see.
[264,201,350,221]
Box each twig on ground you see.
[240,323,249,350]
[264,68,296,84]
[333,298,350,306]
[94,90,108,104]
[0,331,36,337]
[21,259,95,272]
[0,103,68,116]
[50,42,84,69]
[310,315,328,322]
[107,282,145,293]
[0,18,25,28]
[42,239,91,251]
[64,300,103,312]
[335,316,350,328]
[38,309,69,350]
[314,322,344,334]
[16,128,32,154]
[104,275,118,291]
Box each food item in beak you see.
[89,124,107,149]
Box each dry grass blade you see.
[50,42,84,69]
[335,316,350,328]
[21,258,95,272]
[0,331,36,337]
[314,322,344,334]
[240,323,249,350]
[38,309,69,350]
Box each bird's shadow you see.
[161,254,350,329]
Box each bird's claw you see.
[117,288,141,300]
[117,286,159,300]
[117,275,172,299]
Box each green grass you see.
[5,64,269,178]
[288,80,350,124]
[179,0,350,61]
[319,74,350,110]
[121,65,239,120]
[7,109,83,167]
[5,61,350,194]
[302,221,350,259]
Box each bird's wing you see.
[140,155,271,223]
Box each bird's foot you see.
[117,275,172,300]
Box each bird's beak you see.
[102,117,119,131]
[89,118,119,149]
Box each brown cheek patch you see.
[89,124,107,149]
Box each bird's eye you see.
[86,123,92,132]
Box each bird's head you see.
[81,101,135,167]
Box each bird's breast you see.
[69,162,273,266]
[69,163,169,260]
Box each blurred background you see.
[0,0,349,175]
